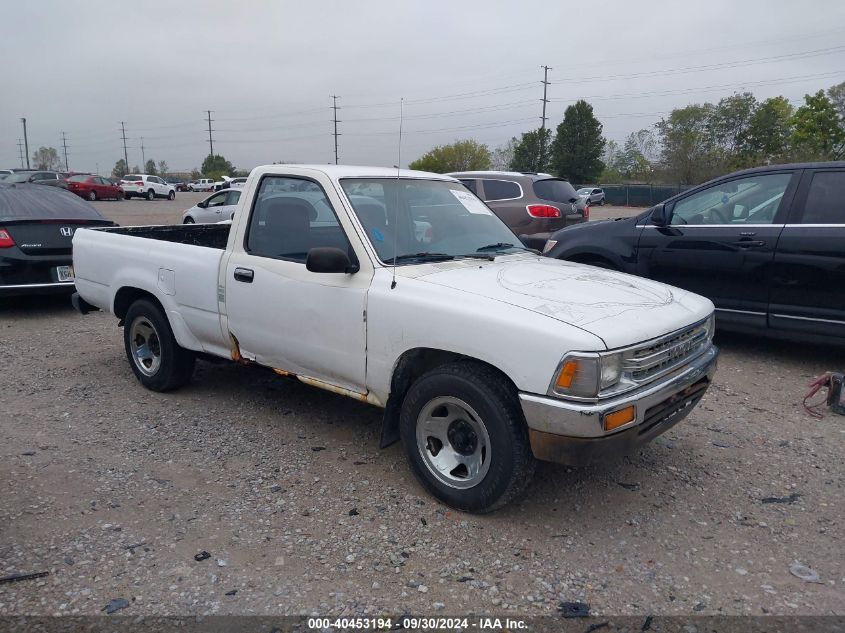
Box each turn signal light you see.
[604,405,636,431]
[527,204,561,218]
[556,359,579,389]
[0,228,15,248]
[583,205,590,219]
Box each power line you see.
[206,110,215,157]
[61,132,69,171]
[331,95,341,165]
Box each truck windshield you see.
[340,178,526,264]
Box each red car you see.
[66,174,124,201]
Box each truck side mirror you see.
[650,203,670,226]
[306,247,358,274]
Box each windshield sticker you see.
[372,228,385,242]
[450,189,493,215]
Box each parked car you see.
[577,187,605,206]
[120,174,175,200]
[66,174,124,201]
[543,162,845,346]
[446,171,588,250]
[0,169,13,180]
[72,164,717,512]
[168,180,190,192]
[182,189,241,223]
[4,171,69,188]
[228,177,248,189]
[0,183,113,295]
[189,178,215,192]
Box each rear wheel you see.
[116,191,124,200]
[87,190,97,201]
[399,361,535,513]
[183,217,195,224]
[168,190,175,200]
[123,299,195,391]
[146,189,155,201]
[599,198,605,206]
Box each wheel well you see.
[379,347,518,448]
[566,253,619,270]
[113,287,163,322]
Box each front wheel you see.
[146,189,155,201]
[116,191,124,200]
[599,198,605,206]
[168,190,175,200]
[399,361,535,513]
[123,299,195,391]
[183,217,195,224]
[87,190,97,201]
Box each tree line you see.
[408,80,845,186]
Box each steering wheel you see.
[707,206,729,224]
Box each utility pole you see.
[538,65,552,171]
[61,132,69,171]
[206,110,214,158]
[141,137,146,169]
[20,118,30,168]
[330,95,341,165]
[120,122,129,168]
[17,139,25,168]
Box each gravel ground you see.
[0,198,842,618]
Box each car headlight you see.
[552,351,623,399]
[703,312,716,341]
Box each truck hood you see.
[399,255,713,349]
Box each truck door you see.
[637,170,797,330]
[769,168,845,340]
[223,174,370,393]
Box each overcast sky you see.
[2,0,844,173]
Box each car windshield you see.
[68,174,91,182]
[576,188,591,194]
[340,178,526,264]
[534,179,578,203]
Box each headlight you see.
[553,352,623,399]
[703,312,716,340]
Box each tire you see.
[399,361,535,513]
[123,299,195,392]
[87,190,97,201]
[168,190,175,200]
[184,217,195,224]
[116,191,124,201]
[599,198,605,206]
[146,189,155,201]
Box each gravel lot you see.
[0,196,842,618]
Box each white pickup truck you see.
[72,165,718,512]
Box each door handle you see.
[732,240,766,248]
[233,267,254,283]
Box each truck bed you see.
[98,224,230,249]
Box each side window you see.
[225,190,241,206]
[481,179,521,201]
[670,173,792,225]
[459,179,478,194]
[246,176,350,263]
[801,171,845,224]
[207,192,227,207]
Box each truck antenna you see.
[390,97,404,290]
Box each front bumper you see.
[520,344,718,466]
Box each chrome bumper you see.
[519,344,718,439]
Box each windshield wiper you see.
[390,252,456,263]
[475,242,540,254]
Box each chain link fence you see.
[579,184,693,207]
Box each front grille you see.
[623,320,710,384]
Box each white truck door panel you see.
[224,256,368,391]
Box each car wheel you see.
[184,217,195,224]
[87,190,97,201]
[124,299,195,392]
[399,361,535,513]
[146,189,155,201]
[168,190,175,200]
[599,198,605,206]
[116,191,124,200]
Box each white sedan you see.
[182,189,241,224]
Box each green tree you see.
[32,147,62,170]
[158,160,169,177]
[791,90,845,160]
[408,139,491,173]
[656,104,719,184]
[550,100,605,183]
[710,92,757,167]
[827,80,845,129]
[509,128,554,172]
[144,159,157,175]
[618,130,657,181]
[745,96,793,164]
[490,138,517,171]
[190,169,202,180]
[112,159,129,178]
[201,154,235,179]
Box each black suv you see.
[543,162,845,345]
